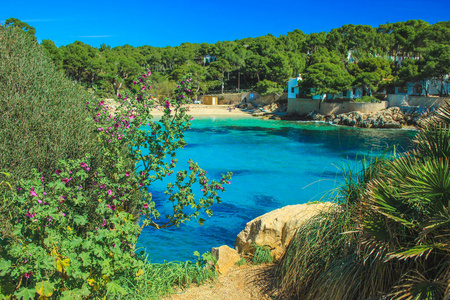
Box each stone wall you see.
[287,98,320,115]
[256,93,287,106]
[320,101,388,115]
[198,92,263,105]
[199,92,287,106]
[407,96,448,108]
[387,95,449,108]
[287,98,387,116]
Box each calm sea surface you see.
[137,116,416,262]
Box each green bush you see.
[254,79,283,96]
[353,95,380,103]
[0,26,103,182]
[0,51,231,297]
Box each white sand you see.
[150,104,252,117]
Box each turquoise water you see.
[137,117,416,262]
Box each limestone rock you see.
[235,202,335,260]
[211,245,241,274]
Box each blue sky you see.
[1,0,449,48]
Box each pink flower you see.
[98,127,103,131]
[102,218,107,227]
[107,189,112,195]
[55,169,62,175]
[125,171,131,177]
[40,176,44,183]
[100,100,105,106]
[80,162,87,168]
[142,74,147,78]
[133,81,137,85]
[86,167,90,171]
[143,203,149,209]
[61,177,72,184]
[141,171,145,176]
[147,71,151,75]
[118,94,122,99]
[107,204,116,211]
[30,188,38,197]
[96,113,101,117]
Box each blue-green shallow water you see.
[137,116,416,262]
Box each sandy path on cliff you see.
[164,263,280,300]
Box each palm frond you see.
[390,270,447,300]
[434,100,450,126]
[414,124,450,159]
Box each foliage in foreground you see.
[0,24,104,182]
[0,26,230,299]
[276,102,450,299]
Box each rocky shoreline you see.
[239,102,435,128]
[305,106,435,128]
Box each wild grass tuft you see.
[251,244,273,265]
[119,255,217,300]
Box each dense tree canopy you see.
[4,18,449,97]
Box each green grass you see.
[251,244,273,265]
[118,258,217,300]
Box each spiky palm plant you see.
[358,102,450,300]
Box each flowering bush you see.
[0,70,231,299]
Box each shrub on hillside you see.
[0,44,232,297]
[0,26,103,182]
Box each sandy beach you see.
[150,104,252,117]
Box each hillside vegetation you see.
[5,18,448,98]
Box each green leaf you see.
[106,281,127,296]
[41,255,56,270]
[388,244,440,260]
[0,260,11,276]
[73,215,87,225]
[15,287,36,300]
[61,289,83,300]
[36,281,54,297]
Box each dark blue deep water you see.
[136,117,416,262]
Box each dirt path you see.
[164,263,279,300]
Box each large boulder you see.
[234,202,335,260]
[211,245,241,274]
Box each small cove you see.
[137,117,416,262]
